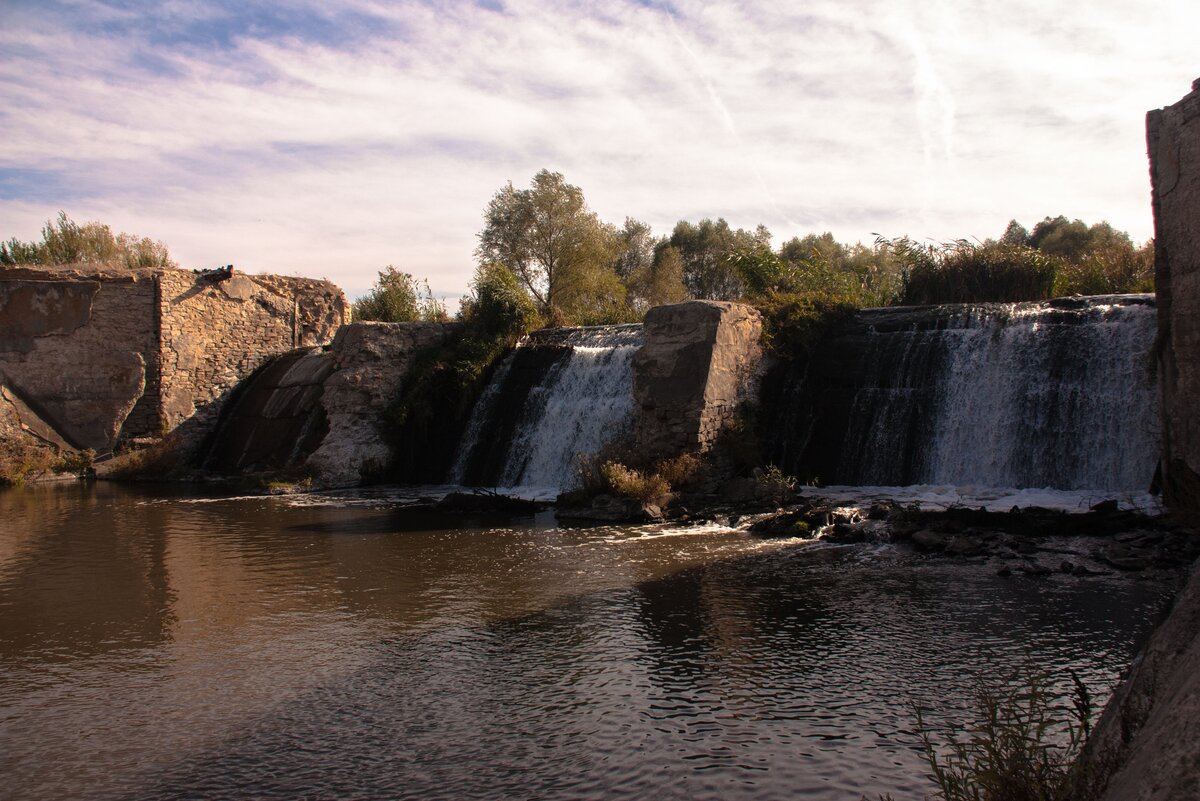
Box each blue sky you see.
[1,0,1196,303]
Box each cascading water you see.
[762,295,1160,492]
[450,324,643,494]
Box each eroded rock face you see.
[305,321,456,486]
[1079,562,1200,801]
[1149,78,1200,518]
[632,301,763,462]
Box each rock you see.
[911,529,949,551]
[305,321,456,485]
[1020,563,1053,576]
[747,508,818,538]
[1099,544,1151,572]
[946,536,985,557]
[1079,536,1200,800]
[435,491,541,514]
[997,566,1012,577]
[1090,499,1120,514]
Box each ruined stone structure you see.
[0,264,347,454]
[1149,78,1200,518]
[632,301,764,463]
[305,321,457,486]
[1076,78,1200,801]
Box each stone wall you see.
[1149,78,1200,518]
[157,270,346,440]
[1073,77,1200,801]
[305,321,458,486]
[632,301,763,463]
[0,266,158,451]
[0,264,347,455]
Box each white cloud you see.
[1,0,1196,299]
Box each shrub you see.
[753,291,860,360]
[915,670,1093,801]
[53,448,95,475]
[880,237,1061,305]
[599,461,671,503]
[753,464,797,504]
[0,440,57,486]
[655,452,701,489]
[1,211,176,269]
[352,266,448,322]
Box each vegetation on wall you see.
[1,211,175,269]
[383,263,540,482]
[351,266,448,322]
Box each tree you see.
[999,219,1030,246]
[612,217,657,281]
[352,266,447,322]
[665,218,770,300]
[476,170,620,317]
[627,245,688,311]
[1,211,175,269]
[460,262,540,340]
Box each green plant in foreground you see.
[916,670,1093,801]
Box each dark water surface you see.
[0,482,1178,800]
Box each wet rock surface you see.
[745,499,1200,578]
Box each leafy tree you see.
[612,217,657,281]
[665,218,770,300]
[352,266,447,322]
[999,219,1030,246]
[1029,216,1093,260]
[476,170,621,317]
[627,245,689,311]
[1014,216,1153,294]
[460,262,540,340]
[1,211,175,269]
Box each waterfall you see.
[450,324,643,494]
[764,295,1160,492]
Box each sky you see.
[0,1,1196,304]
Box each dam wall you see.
[0,264,347,454]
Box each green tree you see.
[460,262,540,340]
[999,219,1030,246]
[352,266,447,322]
[1,211,175,269]
[628,245,689,311]
[612,217,658,282]
[476,170,621,317]
[1029,215,1092,260]
[665,218,770,300]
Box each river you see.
[0,482,1178,800]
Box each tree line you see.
[356,169,1154,325]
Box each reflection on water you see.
[0,483,1179,801]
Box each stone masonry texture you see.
[0,264,347,453]
[632,300,763,463]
